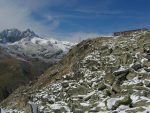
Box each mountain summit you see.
[0,28,74,61]
[0,29,38,43]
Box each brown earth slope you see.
[0,46,51,102]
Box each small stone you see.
[144,67,150,72]
[62,82,69,88]
[112,82,121,93]
[112,95,132,110]
[131,63,142,71]
[97,81,106,91]
[126,72,137,80]
[144,80,150,87]
[48,100,55,104]
[103,89,111,97]
[113,69,130,77]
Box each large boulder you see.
[112,95,132,110]
[97,81,106,91]
[113,68,130,77]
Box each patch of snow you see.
[142,105,150,113]
[97,99,106,108]
[84,91,95,99]
[119,66,126,71]
[122,77,142,85]
[141,58,148,63]
[131,95,140,104]
[139,68,147,73]
[50,83,62,93]
[107,97,124,109]
[1,108,24,113]
[50,103,62,110]
[116,105,129,111]
[129,63,134,67]
[31,37,49,45]
[80,103,90,107]
[50,101,71,112]
[28,101,39,113]
[135,52,141,59]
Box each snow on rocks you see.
[122,76,143,85]
[2,35,75,63]
[0,108,24,113]
[3,31,150,112]
[107,97,124,109]
[116,105,130,112]
[49,83,62,93]
[26,43,150,112]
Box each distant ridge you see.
[113,28,149,36]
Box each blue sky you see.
[0,0,150,42]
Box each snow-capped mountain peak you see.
[21,29,39,39]
[30,37,75,52]
[0,28,75,62]
[0,28,38,43]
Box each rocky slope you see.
[1,30,150,112]
[0,29,74,103]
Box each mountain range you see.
[1,29,150,112]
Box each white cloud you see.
[0,0,112,42]
[51,32,112,42]
[46,15,60,31]
[0,0,58,35]
[0,0,29,30]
